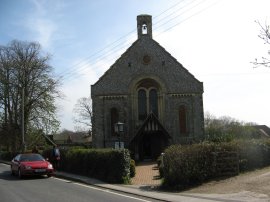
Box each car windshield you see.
[20,154,45,162]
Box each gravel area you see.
[184,166,270,197]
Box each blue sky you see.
[1,0,270,131]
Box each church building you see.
[91,14,204,160]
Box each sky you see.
[1,0,270,131]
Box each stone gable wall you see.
[92,37,203,96]
[91,34,204,149]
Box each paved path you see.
[131,161,161,186]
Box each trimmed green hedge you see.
[162,142,231,188]
[43,148,131,183]
[161,139,270,189]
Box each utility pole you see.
[22,85,25,152]
[22,69,26,152]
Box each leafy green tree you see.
[0,40,61,151]
[204,112,260,142]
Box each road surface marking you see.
[54,177,152,202]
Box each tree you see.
[204,112,260,142]
[252,20,270,68]
[0,40,61,151]
[73,97,92,133]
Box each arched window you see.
[138,89,147,120]
[110,108,119,136]
[136,79,160,121]
[149,89,158,117]
[179,105,188,135]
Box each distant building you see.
[91,14,204,160]
[252,125,270,138]
[53,131,92,145]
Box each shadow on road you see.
[0,170,50,181]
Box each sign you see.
[115,142,124,149]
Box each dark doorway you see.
[142,134,152,159]
[138,132,168,161]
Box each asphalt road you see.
[0,163,158,202]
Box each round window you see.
[143,55,151,65]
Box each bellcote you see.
[137,14,152,39]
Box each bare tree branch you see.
[73,97,92,132]
[252,20,270,68]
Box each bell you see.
[142,24,147,30]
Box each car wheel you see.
[47,174,52,178]
[18,169,23,179]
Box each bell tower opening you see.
[142,23,148,34]
[137,14,152,39]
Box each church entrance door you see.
[142,133,152,160]
[139,132,166,161]
[130,112,171,161]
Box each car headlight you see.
[25,165,32,170]
[48,164,53,169]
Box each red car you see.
[11,153,54,178]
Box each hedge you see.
[161,139,270,189]
[1,147,132,184]
[43,148,131,183]
[161,142,234,188]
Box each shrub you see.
[130,159,136,178]
[161,139,270,189]
[161,142,238,189]
[162,143,213,188]
[50,148,131,183]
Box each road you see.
[0,163,159,202]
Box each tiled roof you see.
[253,125,270,138]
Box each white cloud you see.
[23,0,59,49]
[27,18,57,48]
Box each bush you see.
[130,159,136,178]
[161,142,238,189]
[47,148,131,183]
[161,139,270,189]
